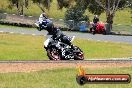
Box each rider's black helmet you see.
[46,22,54,32]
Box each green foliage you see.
[57,0,74,9]
[88,1,104,15]
[65,6,87,21]
[8,0,29,15]
[32,0,53,12]
[118,0,131,8]
[25,0,29,8]
[64,3,89,27]
[87,0,131,24]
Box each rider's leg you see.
[44,35,52,50]
[44,38,50,50]
[39,23,43,31]
[61,35,75,49]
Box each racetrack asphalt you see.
[0,28,132,44]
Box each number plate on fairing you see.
[62,48,74,59]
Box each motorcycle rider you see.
[44,23,75,50]
[35,12,75,50]
[38,12,50,30]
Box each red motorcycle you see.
[90,22,106,35]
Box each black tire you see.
[103,30,106,35]
[92,29,96,35]
[74,46,84,60]
[76,75,87,85]
[47,48,61,60]
[90,28,93,33]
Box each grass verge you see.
[112,25,132,33]
[0,24,36,30]
[0,33,132,60]
[0,67,132,88]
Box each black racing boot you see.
[71,44,76,50]
[44,46,48,51]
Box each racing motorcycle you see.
[45,36,84,60]
[90,22,106,35]
[35,19,84,60]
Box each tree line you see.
[8,0,131,25]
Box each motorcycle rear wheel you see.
[47,48,61,60]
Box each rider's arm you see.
[52,28,64,40]
[39,14,48,22]
[43,15,48,19]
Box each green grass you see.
[74,38,132,59]
[0,24,36,30]
[0,33,132,60]
[0,67,132,88]
[0,33,46,60]
[112,25,132,33]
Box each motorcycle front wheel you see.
[73,46,84,60]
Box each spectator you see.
[93,15,99,30]
[93,15,99,24]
